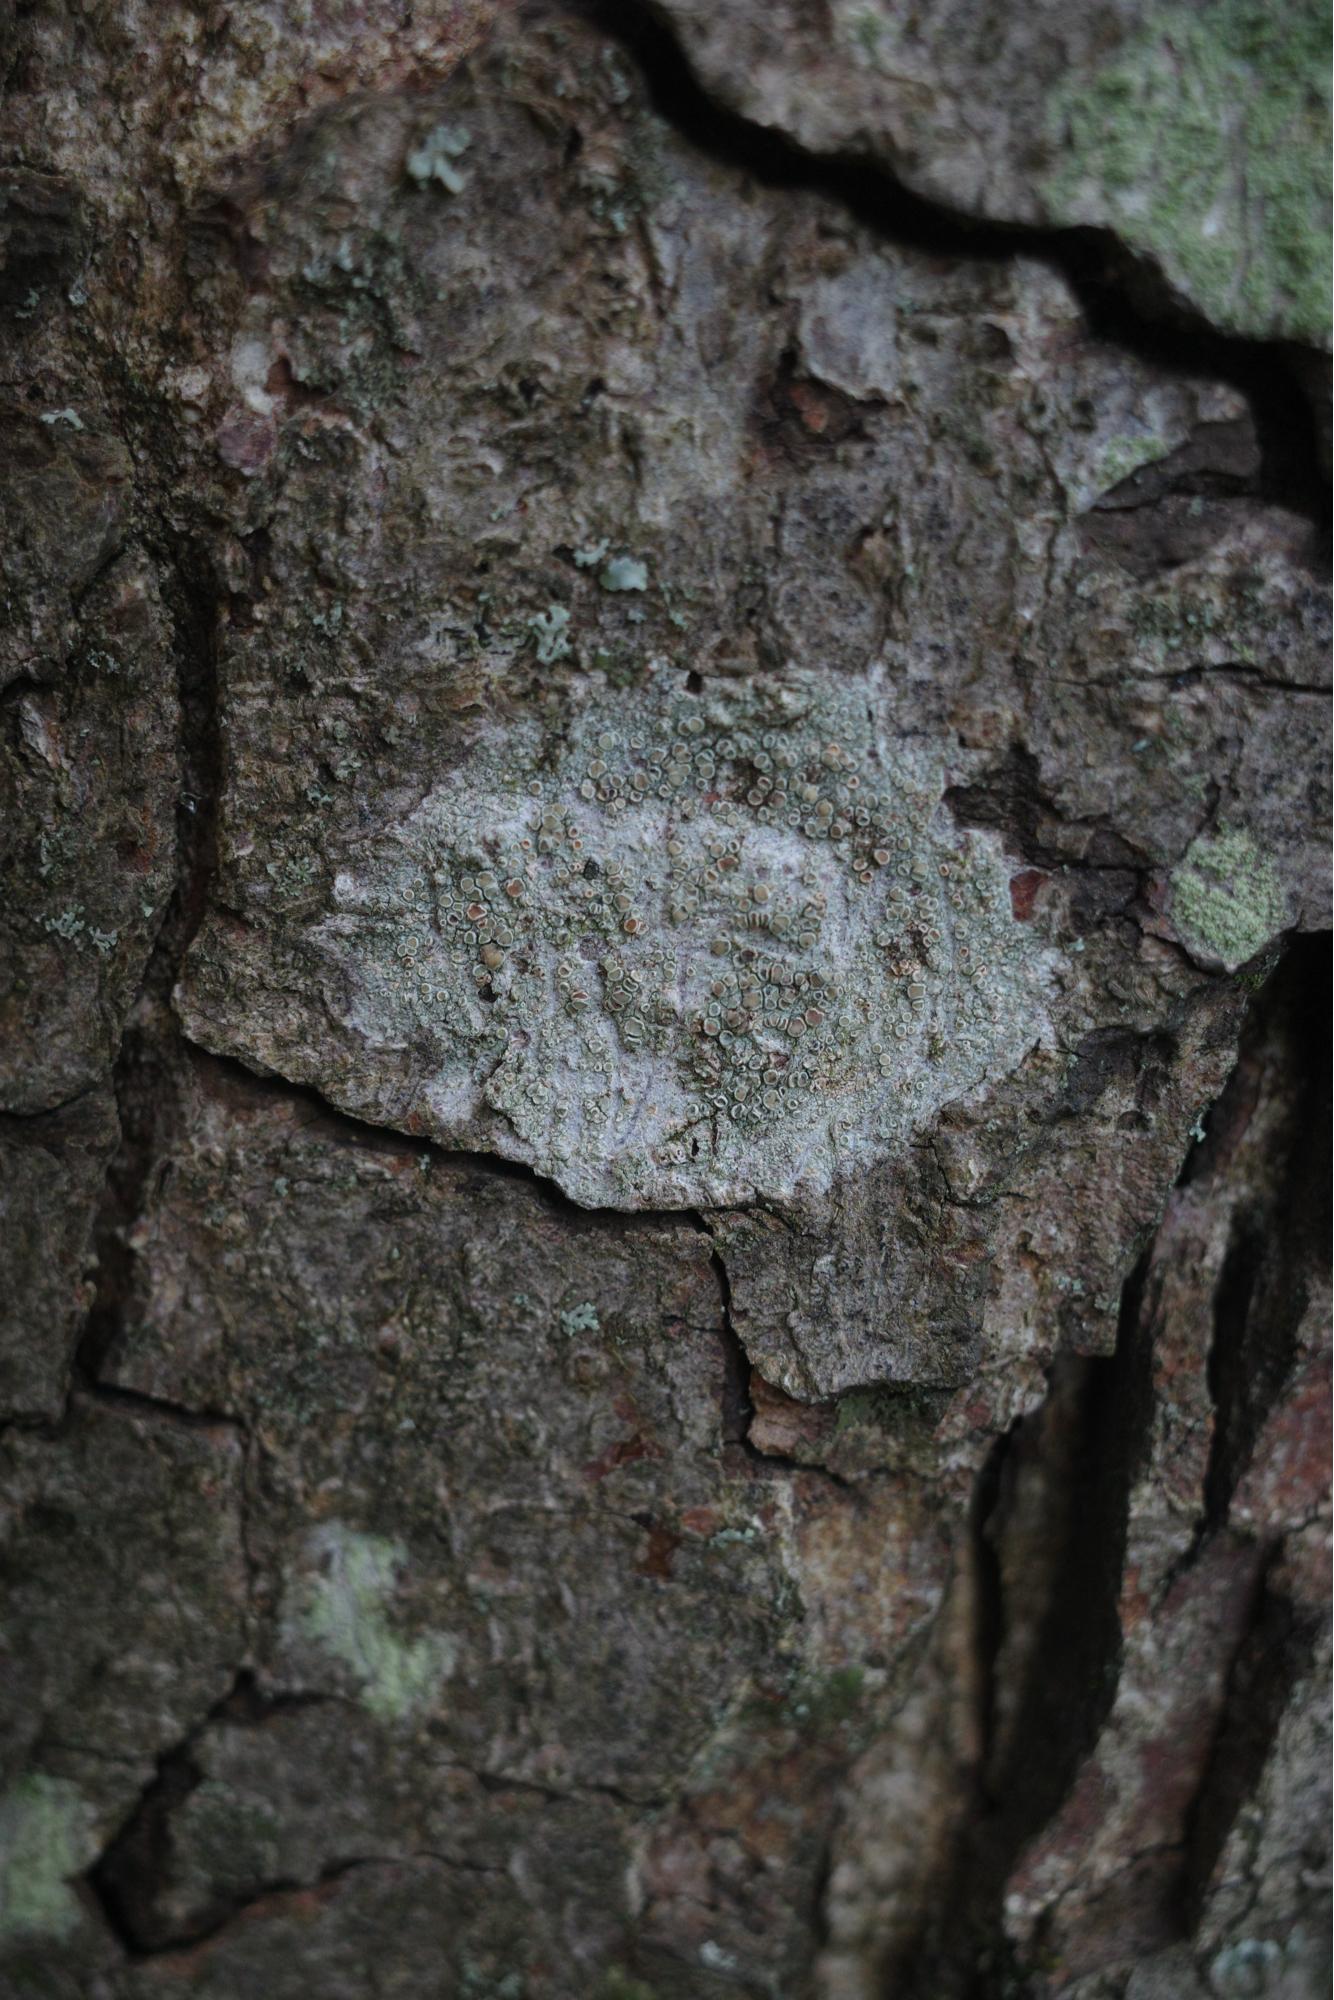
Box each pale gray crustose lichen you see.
[301,666,1054,1207]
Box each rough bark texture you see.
[0,3,1329,1995]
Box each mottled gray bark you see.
[1,4,1329,1996]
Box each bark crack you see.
[689,1209,860,1491]
[84,1670,338,1956]
[177,1037,721,1234]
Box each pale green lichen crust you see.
[0,1774,95,1942]
[1045,0,1332,343]
[289,667,1053,1208]
[1170,826,1290,971]
[288,1524,456,1724]
[1095,430,1174,494]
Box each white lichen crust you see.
[199,668,1053,1208]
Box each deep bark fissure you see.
[155,541,226,988]
[1112,665,1332,697]
[944,745,1154,876]
[710,1235,755,1449]
[70,537,224,1407]
[91,1849,486,1965]
[692,1213,864,1492]
[72,1382,244,1434]
[968,1420,1018,1807]
[178,1038,736,1236]
[1201,937,1331,1533]
[85,1668,266,1955]
[85,1658,660,1960]
[86,1738,206,1955]
[1178,1557,1320,1934]
[84,1668,430,1958]
[72,1035,179,1396]
[885,1249,1156,1998]
[1204,1217,1269,1530]
[870,939,1330,1994]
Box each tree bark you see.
[1,4,1329,1995]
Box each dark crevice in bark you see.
[209,1671,340,1727]
[1203,1219,1268,1527]
[577,0,1328,539]
[886,1251,1155,1998]
[708,1233,754,1449]
[468,1764,664,1812]
[860,1415,1020,1996]
[944,745,1152,877]
[1116,664,1331,697]
[86,1663,629,1959]
[1077,416,1326,580]
[0,668,52,712]
[86,1671,239,1955]
[1200,936,1331,1531]
[0,1085,104,1125]
[72,1382,243,1434]
[69,537,223,1405]
[1178,1559,1320,1932]
[56,533,261,1595]
[85,1669,345,1956]
[92,1852,456,1964]
[900,940,1330,1989]
[693,1216,860,1491]
[70,1023,173,1395]
[967,1422,1016,1795]
[178,1037,707,1236]
[807,1837,835,1956]
[87,1739,205,1954]
[153,538,225,991]
[984,1330,1150,1918]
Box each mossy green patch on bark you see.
[1045,0,1332,342]
[1170,826,1290,971]
[292,1525,457,1725]
[1095,430,1174,494]
[0,1775,95,1942]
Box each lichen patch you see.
[0,1775,96,1942]
[1170,826,1290,972]
[185,668,1054,1208]
[287,1525,456,1725]
[1044,0,1332,343]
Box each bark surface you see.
[0,3,1329,1996]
